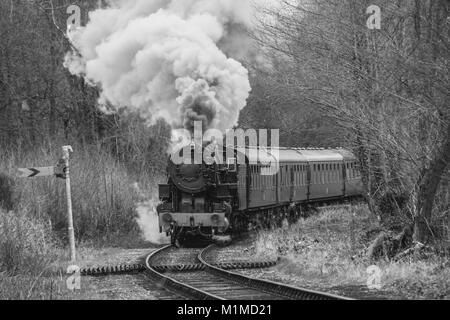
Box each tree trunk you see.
[414,122,450,243]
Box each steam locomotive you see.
[157,143,363,246]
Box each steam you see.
[132,183,170,244]
[136,200,170,244]
[65,0,253,132]
[66,1,257,239]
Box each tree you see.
[252,0,449,245]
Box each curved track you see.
[145,245,351,300]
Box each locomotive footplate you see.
[159,212,229,229]
[160,212,230,247]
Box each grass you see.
[0,208,65,300]
[253,205,450,299]
[0,206,155,300]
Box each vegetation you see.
[0,0,448,299]
[254,206,450,299]
[248,0,449,250]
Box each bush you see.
[0,173,15,211]
[0,209,56,275]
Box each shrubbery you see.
[0,209,56,275]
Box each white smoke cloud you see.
[132,182,170,244]
[136,200,170,244]
[65,0,254,132]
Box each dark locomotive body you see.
[157,144,363,246]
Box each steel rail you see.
[145,244,353,300]
[198,244,353,300]
[145,245,224,300]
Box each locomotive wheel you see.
[171,227,184,247]
[170,230,177,245]
[231,214,241,233]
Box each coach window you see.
[250,166,254,188]
[305,165,307,186]
[284,166,288,186]
[286,166,289,187]
[323,164,326,184]
[287,166,290,186]
[318,164,321,184]
[349,163,353,179]
[280,166,283,186]
[298,165,301,186]
[317,164,320,184]
[281,166,284,187]
[313,164,316,184]
[291,164,298,186]
[257,166,260,189]
[322,164,326,184]
[300,165,303,186]
[299,165,302,186]
[329,164,332,182]
[257,166,260,188]
[316,164,322,184]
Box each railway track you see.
[145,245,351,300]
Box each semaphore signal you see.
[16,146,76,262]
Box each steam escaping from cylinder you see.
[136,200,170,244]
[132,183,170,244]
[65,0,253,132]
